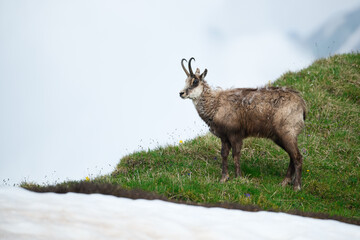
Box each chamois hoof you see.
[220,174,229,183]
[281,177,292,187]
[293,185,301,191]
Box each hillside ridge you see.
[23,53,360,223]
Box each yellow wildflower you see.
[85,176,90,181]
[179,140,183,144]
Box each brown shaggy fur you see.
[180,58,307,190]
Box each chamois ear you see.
[200,68,208,79]
[195,68,202,79]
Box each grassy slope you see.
[23,53,360,221]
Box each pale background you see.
[1,0,359,185]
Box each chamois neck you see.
[193,83,218,126]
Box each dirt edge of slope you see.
[23,181,360,226]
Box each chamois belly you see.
[211,114,275,139]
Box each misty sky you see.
[1,0,359,185]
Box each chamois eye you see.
[193,79,199,85]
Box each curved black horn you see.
[181,58,190,76]
[188,57,195,76]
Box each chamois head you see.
[179,57,208,100]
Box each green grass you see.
[23,53,360,222]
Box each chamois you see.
[179,58,307,190]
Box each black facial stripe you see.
[188,84,197,90]
[185,78,200,93]
[191,78,199,87]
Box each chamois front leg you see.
[231,138,243,178]
[220,139,231,183]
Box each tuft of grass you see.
[22,53,360,223]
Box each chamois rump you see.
[179,58,307,190]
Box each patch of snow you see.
[1,187,359,240]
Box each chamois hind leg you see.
[274,138,295,187]
[291,145,303,191]
[220,139,231,183]
[282,158,295,187]
[277,136,303,191]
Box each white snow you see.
[1,187,359,240]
